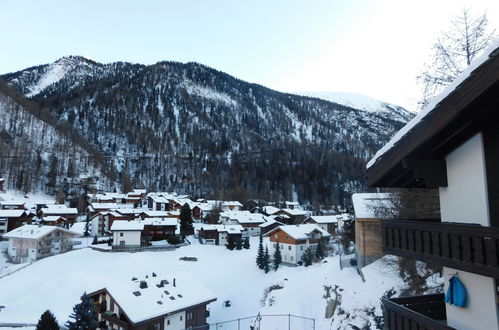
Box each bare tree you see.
[418,8,496,109]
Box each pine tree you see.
[65,292,98,330]
[235,238,242,250]
[243,237,250,249]
[83,220,90,237]
[273,241,282,271]
[264,246,270,273]
[256,233,264,269]
[315,240,324,260]
[36,310,59,330]
[226,237,235,250]
[180,203,194,236]
[302,247,313,267]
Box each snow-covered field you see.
[0,237,404,329]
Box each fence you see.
[180,314,315,330]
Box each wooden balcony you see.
[382,220,499,278]
[383,294,454,330]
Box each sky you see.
[1,0,498,111]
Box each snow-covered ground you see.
[0,237,404,329]
[0,241,30,278]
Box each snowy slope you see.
[298,91,414,123]
[0,237,406,329]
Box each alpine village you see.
[1,3,499,330]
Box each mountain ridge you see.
[2,56,413,207]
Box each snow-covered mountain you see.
[298,91,414,123]
[0,79,113,199]
[2,56,414,206]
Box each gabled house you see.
[147,196,169,211]
[303,215,339,235]
[265,224,331,265]
[272,208,308,225]
[0,209,34,235]
[198,224,246,246]
[39,215,68,227]
[221,201,243,211]
[88,272,216,330]
[367,41,499,330]
[219,211,267,236]
[38,205,78,224]
[111,220,144,248]
[3,224,78,262]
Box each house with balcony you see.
[3,224,78,262]
[264,224,331,265]
[198,224,246,245]
[367,41,499,330]
[88,271,216,330]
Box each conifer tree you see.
[264,246,270,273]
[273,241,282,271]
[226,237,235,250]
[180,203,194,236]
[315,240,324,260]
[243,237,250,249]
[36,310,59,330]
[235,238,242,250]
[256,233,264,269]
[302,247,313,267]
[65,292,98,330]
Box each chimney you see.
[173,278,176,287]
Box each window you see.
[274,233,278,239]
[167,320,170,325]
[180,315,183,321]
[120,232,124,237]
[187,312,193,321]
[288,246,291,250]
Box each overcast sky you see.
[1,0,498,110]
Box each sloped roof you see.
[3,224,78,239]
[265,224,331,240]
[93,271,216,324]
[351,193,393,219]
[111,220,144,231]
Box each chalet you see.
[221,201,243,211]
[111,220,144,248]
[265,224,331,265]
[86,202,131,219]
[198,224,245,245]
[0,201,25,210]
[90,210,133,236]
[88,272,216,330]
[284,201,300,209]
[147,196,169,211]
[258,218,284,235]
[0,210,34,234]
[272,208,308,224]
[39,215,68,227]
[367,41,499,330]
[38,205,78,223]
[142,218,179,242]
[304,215,339,235]
[219,211,267,236]
[3,224,78,262]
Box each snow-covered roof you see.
[367,39,499,169]
[307,215,339,224]
[3,224,78,240]
[140,210,171,217]
[222,201,243,207]
[200,224,245,234]
[40,205,78,215]
[41,215,67,222]
[142,218,178,227]
[0,210,27,218]
[149,196,169,203]
[220,210,267,224]
[111,220,144,231]
[265,224,331,240]
[132,189,147,194]
[115,208,147,215]
[258,218,283,228]
[351,193,393,219]
[0,201,25,206]
[70,222,88,235]
[94,271,216,324]
[89,203,132,211]
[278,208,308,216]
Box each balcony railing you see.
[381,220,499,278]
[383,294,453,330]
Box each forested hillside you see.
[2,56,413,208]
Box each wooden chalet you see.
[368,41,499,330]
[198,224,245,246]
[88,272,216,330]
[0,209,34,234]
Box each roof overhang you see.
[368,49,499,188]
